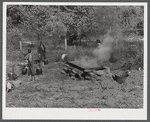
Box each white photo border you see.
[3,2,148,120]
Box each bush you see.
[7,33,21,50]
[109,39,143,70]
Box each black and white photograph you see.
[3,2,147,120]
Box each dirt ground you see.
[6,62,143,108]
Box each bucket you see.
[36,67,42,75]
[22,65,28,75]
[8,73,15,80]
[43,59,48,65]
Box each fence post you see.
[20,41,22,50]
[65,37,67,51]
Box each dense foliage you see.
[6,5,144,69]
[7,5,144,45]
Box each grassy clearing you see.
[6,33,144,108]
[6,62,143,108]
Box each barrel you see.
[36,67,43,75]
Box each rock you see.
[9,80,22,88]
[112,75,127,84]
[6,82,14,92]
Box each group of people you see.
[24,39,102,81]
[24,41,46,81]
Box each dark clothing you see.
[25,53,33,63]
[25,53,35,76]
[38,44,46,57]
[38,44,46,64]
[28,61,35,76]
[96,39,102,44]
[38,53,45,62]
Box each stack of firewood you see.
[61,66,113,81]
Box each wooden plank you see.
[22,41,34,45]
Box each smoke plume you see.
[93,35,114,63]
[75,56,99,68]
[75,35,114,67]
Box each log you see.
[74,73,82,79]
[61,70,66,74]
[71,69,77,74]
[95,70,105,76]
[63,67,68,71]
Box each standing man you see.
[38,41,46,66]
[25,49,35,81]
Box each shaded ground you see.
[6,62,143,108]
